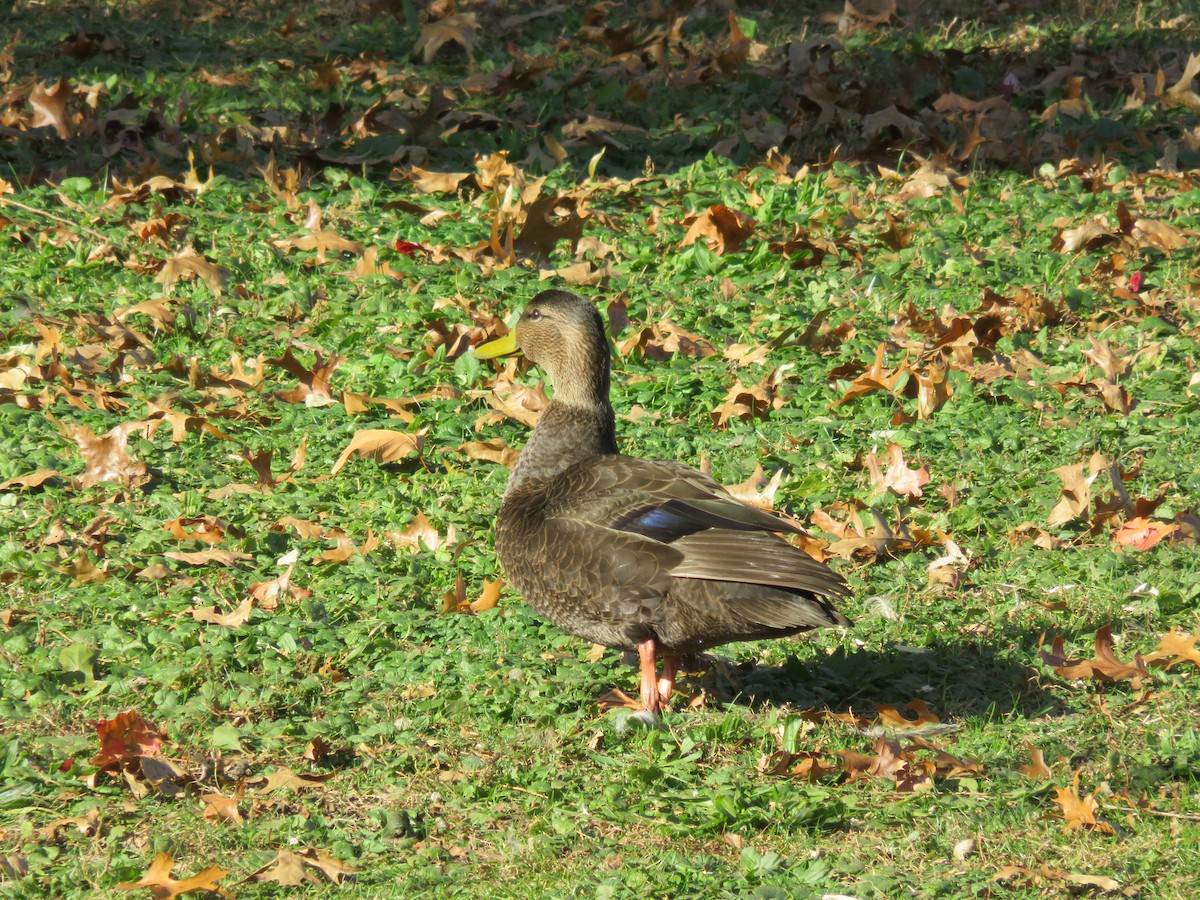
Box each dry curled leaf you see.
[0,468,62,490]
[250,766,332,794]
[164,549,252,567]
[268,347,343,405]
[1143,628,1200,670]
[413,12,478,63]
[1039,624,1150,688]
[1046,453,1107,527]
[1019,743,1053,780]
[116,853,233,899]
[200,790,244,824]
[30,77,74,138]
[456,438,520,469]
[189,597,254,628]
[388,510,455,553]
[68,420,157,488]
[874,699,941,731]
[1112,516,1178,551]
[92,709,167,772]
[441,573,505,615]
[246,847,359,886]
[679,204,757,255]
[1052,772,1114,834]
[154,246,229,294]
[331,428,426,474]
[271,230,365,263]
[864,442,929,499]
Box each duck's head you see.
[475,290,610,396]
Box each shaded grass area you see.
[4,0,1200,182]
[2,0,1200,897]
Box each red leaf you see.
[92,709,167,772]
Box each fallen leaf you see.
[406,165,471,194]
[1039,624,1150,688]
[250,564,310,609]
[1009,521,1070,551]
[1082,336,1129,383]
[513,193,587,260]
[297,847,359,885]
[1046,453,1107,527]
[154,246,229,294]
[35,809,101,842]
[485,379,549,427]
[0,469,62,490]
[0,852,27,879]
[115,853,233,899]
[245,849,313,887]
[471,578,504,613]
[388,510,455,552]
[304,735,333,763]
[268,347,343,405]
[710,380,772,427]
[68,420,157,488]
[413,12,478,63]
[913,357,954,419]
[1019,743,1053,780]
[1062,872,1123,893]
[1164,52,1200,110]
[200,791,244,824]
[679,204,757,255]
[272,230,365,264]
[864,443,929,499]
[189,597,254,628]
[838,0,896,34]
[250,766,332,794]
[441,573,505,615]
[52,551,109,585]
[1113,516,1178,551]
[875,699,941,731]
[164,515,229,544]
[760,749,841,782]
[927,537,971,589]
[1054,218,1118,254]
[832,343,909,405]
[724,465,784,510]
[456,438,520,469]
[1143,628,1200,670]
[30,77,73,138]
[246,847,359,886]
[92,709,167,772]
[331,428,426,474]
[1052,772,1114,834]
[164,549,252,567]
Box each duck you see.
[474,289,850,712]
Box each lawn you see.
[2,1,1200,897]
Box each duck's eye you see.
[527,308,543,321]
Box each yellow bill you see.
[473,332,521,359]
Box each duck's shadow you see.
[668,632,1057,723]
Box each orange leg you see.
[637,639,661,711]
[637,641,679,712]
[658,654,679,706]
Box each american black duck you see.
[475,290,850,712]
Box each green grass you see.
[2,0,1200,897]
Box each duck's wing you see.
[670,529,848,600]
[544,456,799,535]
[541,455,848,601]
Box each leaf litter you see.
[1,1,1199,896]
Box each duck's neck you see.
[505,359,618,496]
